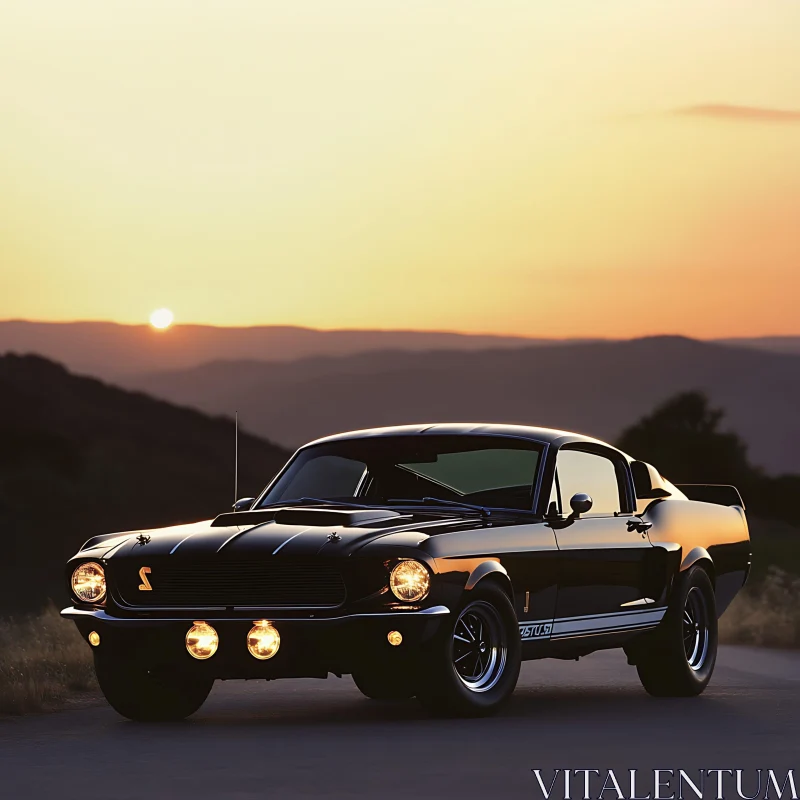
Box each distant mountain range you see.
[0,321,582,378]
[125,337,800,475]
[0,354,289,611]
[2,320,798,380]
[717,337,800,355]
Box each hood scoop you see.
[211,507,404,529]
[211,509,279,527]
[273,508,404,527]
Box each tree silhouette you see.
[617,391,800,525]
[616,391,756,485]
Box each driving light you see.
[246,620,280,660]
[186,621,219,660]
[71,562,107,604]
[88,631,101,647]
[387,630,403,646]
[389,560,430,602]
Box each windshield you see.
[258,435,543,511]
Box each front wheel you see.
[635,565,717,697]
[95,654,213,721]
[416,583,521,717]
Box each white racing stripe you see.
[519,606,667,642]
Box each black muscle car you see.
[63,424,751,719]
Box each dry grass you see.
[0,605,97,715]
[720,567,800,648]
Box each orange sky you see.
[1,1,798,338]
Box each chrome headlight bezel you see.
[71,561,107,604]
[389,559,431,603]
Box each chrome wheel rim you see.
[683,587,709,671]
[451,601,507,693]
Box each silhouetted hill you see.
[0,321,581,378]
[127,337,800,474]
[0,355,290,611]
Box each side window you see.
[555,449,624,516]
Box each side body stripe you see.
[519,606,666,642]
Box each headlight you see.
[389,560,430,602]
[71,562,106,603]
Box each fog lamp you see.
[389,560,430,602]
[88,631,101,647]
[247,620,280,660]
[387,630,403,646]
[71,562,106,604]
[186,621,219,660]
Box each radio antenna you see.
[234,410,239,508]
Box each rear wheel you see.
[94,654,213,721]
[416,583,521,717]
[636,566,717,697]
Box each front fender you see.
[464,561,511,593]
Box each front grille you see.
[113,560,347,608]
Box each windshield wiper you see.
[387,497,540,519]
[386,497,492,518]
[422,496,494,517]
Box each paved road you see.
[1,646,798,800]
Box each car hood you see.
[78,506,479,562]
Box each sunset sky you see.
[1,0,798,338]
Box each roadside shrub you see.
[0,605,96,715]
[719,567,800,648]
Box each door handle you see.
[627,518,652,533]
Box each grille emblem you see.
[136,533,151,546]
[138,566,153,591]
[327,532,342,542]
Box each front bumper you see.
[62,605,451,679]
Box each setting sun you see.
[149,308,174,330]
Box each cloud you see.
[674,104,800,123]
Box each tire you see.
[416,583,521,717]
[94,653,213,721]
[352,669,416,701]
[636,565,717,697]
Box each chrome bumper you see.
[61,605,451,626]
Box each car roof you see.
[304,422,623,454]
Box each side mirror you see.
[232,497,255,512]
[569,493,593,518]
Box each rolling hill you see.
[0,355,290,611]
[126,336,800,475]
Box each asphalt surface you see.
[1,645,798,800]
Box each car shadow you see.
[106,678,753,737]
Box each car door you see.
[551,446,662,639]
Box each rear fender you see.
[680,546,714,581]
